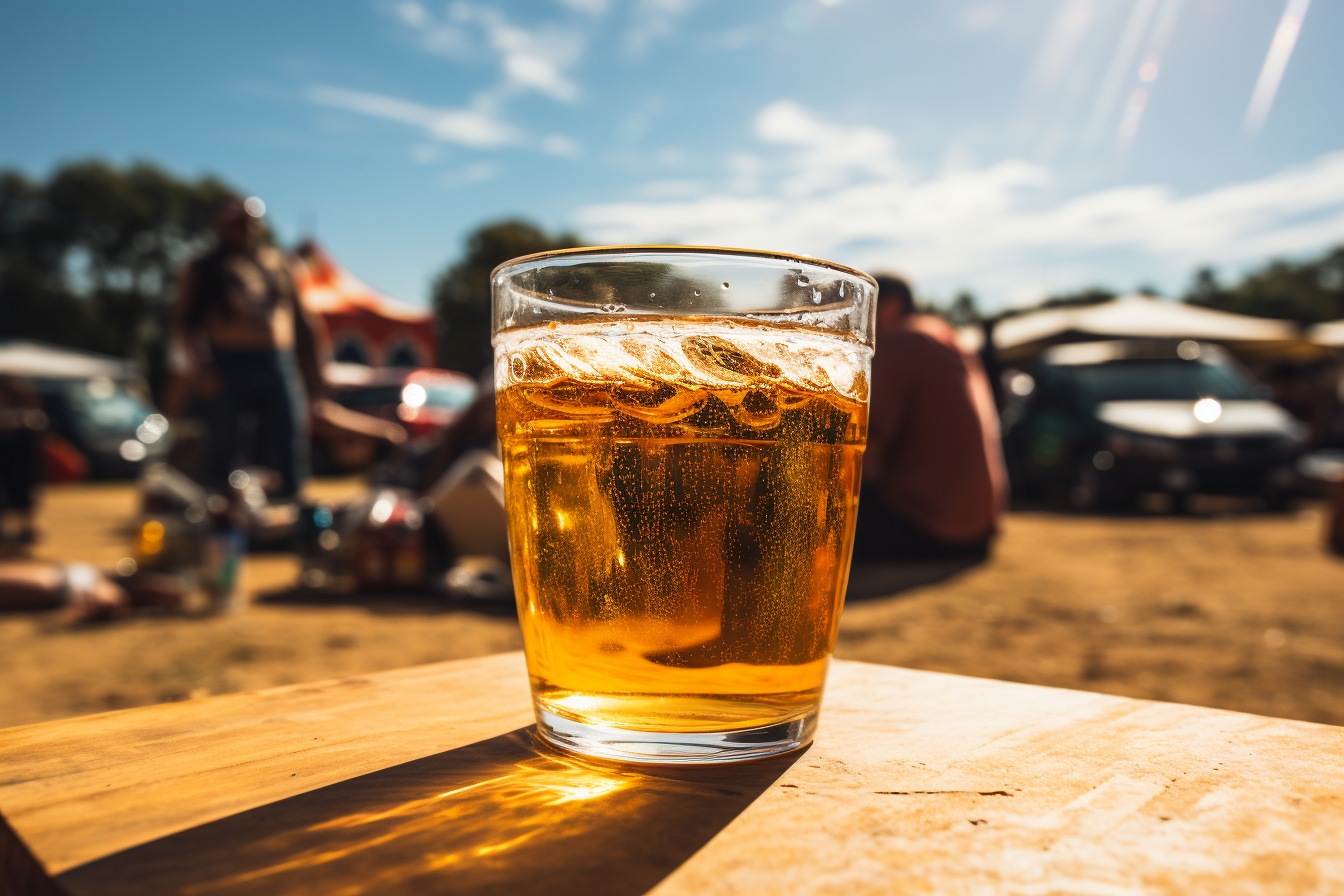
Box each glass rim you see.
[490,244,878,288]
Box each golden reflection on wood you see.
[56,729,799,896]
[3,654,1344,895]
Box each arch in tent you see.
[292,239,438,370]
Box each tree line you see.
[3,158,1344,392]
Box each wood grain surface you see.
[2,653,1342,896]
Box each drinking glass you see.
[492,246,876,763]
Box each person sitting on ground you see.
[854,274,1007,563]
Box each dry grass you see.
[2,481,1341,730]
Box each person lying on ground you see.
[0,561,186,624]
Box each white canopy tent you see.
[0,340,138,381]
[1308,320,1344,347]
[958,294,1305,361]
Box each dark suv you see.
[1005,340,1307,509]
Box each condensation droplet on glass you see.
[796,274,809,287]
[510,355,527,379]
[547,321,557,330]
[601,303,626,313]
[649,292,656,298]
[693,290,700,296]
[722,282,730,289]
[811,288,822,304]
[838,281,845,297]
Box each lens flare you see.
[1244,0,1312,135]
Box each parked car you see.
[37,375,170,478]
[1005,340,1308,509]
[0,340,169,479]
[328,365,475,437]
[314,364,477,472]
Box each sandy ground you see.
[2,480,1342,730]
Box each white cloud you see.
[626,0,698,54]
[307,85,519,147]
[394,1,428,27]
[638,179,705,199]
[312,6,590,164]
[542,134,583,158]
[388,1,470,55]
[753,100,903,195]
[558,0,610,14]
[440,161,501,188]
[573,100,1344,305]
[472,7,583,102]
[385,3,584,102]
[700,25,759,50]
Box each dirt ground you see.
[2,480,1342,730]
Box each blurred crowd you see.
[4,194,1344,625]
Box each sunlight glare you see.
[1244,0,1312,135]
[1193,398,1222,423]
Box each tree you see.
[1184,249,1344,323]
[431,219,584,375]
[1039,287,1116,309]
[0,160,237,391]
[944,291,981,326]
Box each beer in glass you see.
[493,248,875,762]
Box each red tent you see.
[292,239,437,369]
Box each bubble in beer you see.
[812,288,822,304]
[601,303,626,313]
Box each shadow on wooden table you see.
[56,728,803,896]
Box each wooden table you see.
[2,653,1342,896]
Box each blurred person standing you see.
[855,275,1007,562]
[173,197,326,498]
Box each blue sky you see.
[4,0,1342,310]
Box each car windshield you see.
[67,388,155,433]
[1069,360,1255,405]
[422,380,475,411]
[337,380,475,411]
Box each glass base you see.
[534,706,816,764]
